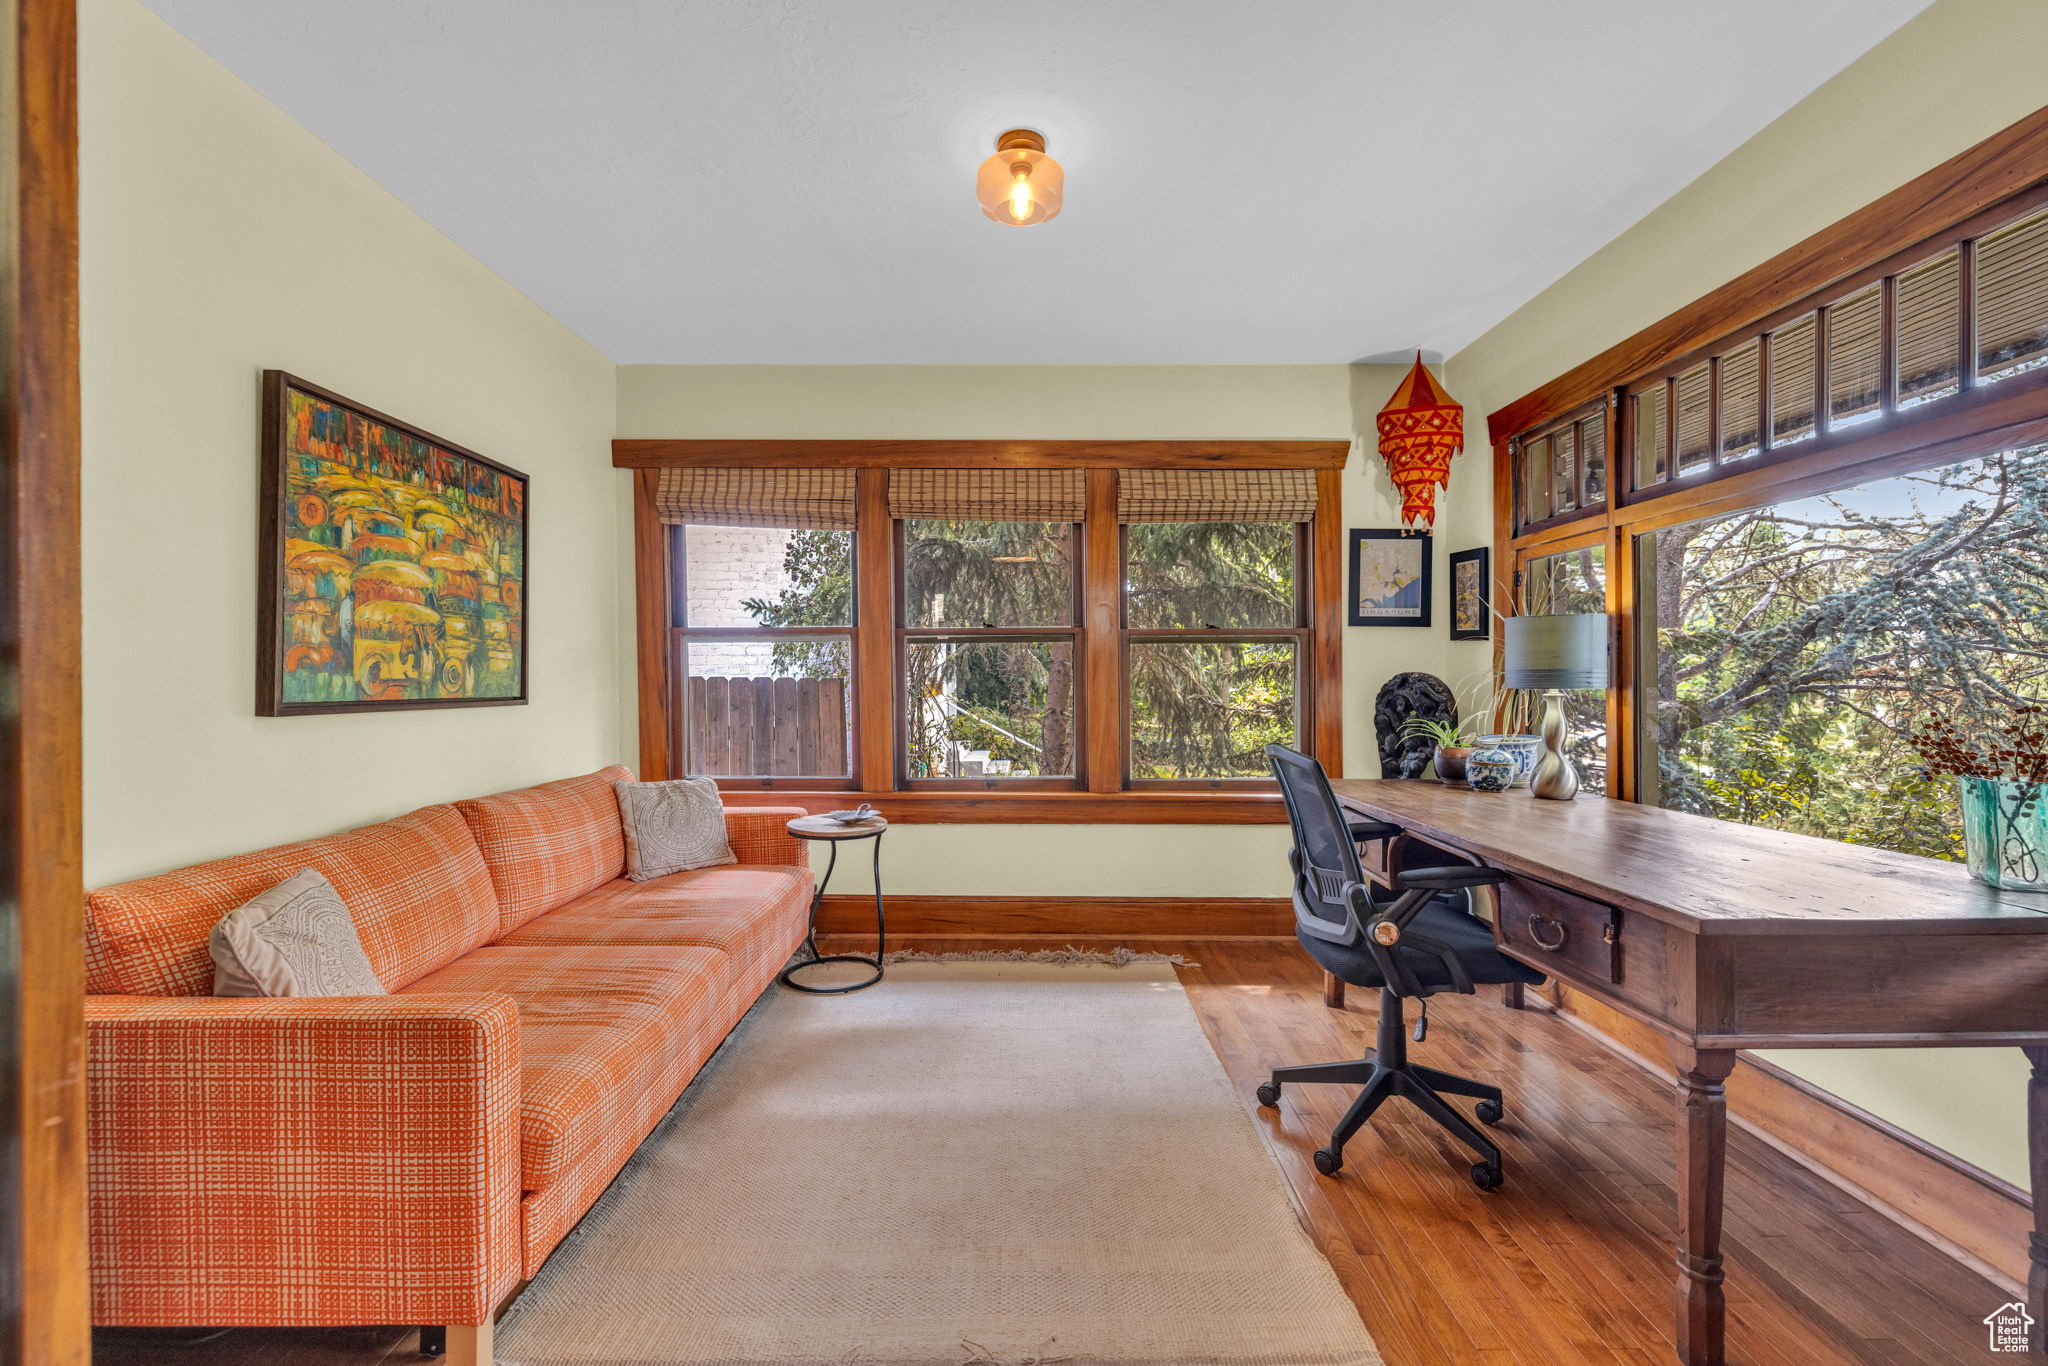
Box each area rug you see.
[496,960,1380,1366]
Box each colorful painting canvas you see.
[1348,529,1432,627]
[259,373,528,715]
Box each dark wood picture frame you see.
[1448,546,1490,640]
[1347,528,1431,628]
[258,371,530,716]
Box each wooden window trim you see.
[1492,106,2048,806]
[633,444,1345,824]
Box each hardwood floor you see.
[93,937,1997,1366]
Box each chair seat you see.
[1300,896,1545,991]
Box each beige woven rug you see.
[496,959,1380,1366]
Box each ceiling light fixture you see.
[977,129,1063,227]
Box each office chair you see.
[1260,744,1545,1191]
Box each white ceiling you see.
[140,0,1931,365]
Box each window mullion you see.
[1082,470,1122,793]
[853,469,895,791]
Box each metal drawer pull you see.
[1527,915,1569,951]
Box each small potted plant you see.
[1399,716,1475,785]
[1913,704,2048,892]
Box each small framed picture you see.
[1348,529,1432,628]
[1448,547,1490,641]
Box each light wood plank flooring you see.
[94,937,1998,1365]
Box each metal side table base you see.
[778,817,886,995]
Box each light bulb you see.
[977,129,1062,226]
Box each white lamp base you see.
[1530,688,1579,801]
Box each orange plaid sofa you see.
[84,767,811,1353]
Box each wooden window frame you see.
[626,443,1348,823]
[1491,106,2048,807]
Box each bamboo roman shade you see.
[656,468,856,530]
[886,469,1087,522]
[1116,469,1319,523]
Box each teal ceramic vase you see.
[1466,747,1515,792]
[1958,777,2048,892]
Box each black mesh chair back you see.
[1266,744,1371,947]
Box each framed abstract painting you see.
[1348,528,1431,628]
[1448,547,1490,640]
[258,371,529,716]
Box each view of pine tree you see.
[732,517,1305,779]
[1643,443,2048,860]
[1126,522,1298,778]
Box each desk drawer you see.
[1498,876,1621,985]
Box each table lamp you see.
[1502,613,1610,801]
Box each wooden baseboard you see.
[1535,980,2031,1292]
[816,894,1290,939]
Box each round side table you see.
[778,814,887,994]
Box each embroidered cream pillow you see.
[209,868,387,997]
[615,777,738,881]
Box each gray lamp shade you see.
[1503,614,1609,690]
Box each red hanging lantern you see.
[1375,354,1465,528]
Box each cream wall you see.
[1445,0,2048,1188]
[80,0,621,885]
[616,364,1495,897]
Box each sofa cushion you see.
[208,868,387,998]
[497,867,813,983]
[87,804,500,997]
[457,767,632,934]
[399,944,729,1193]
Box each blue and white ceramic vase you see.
[1466,747,1516,792]
[1477,733,1543,788]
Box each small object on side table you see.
[779,813,888,994]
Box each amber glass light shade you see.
[977,129,1063,227]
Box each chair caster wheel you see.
[1475,1099,1503,1126]
[1471,1162,1503,1192]
[1256,1082,1281,1108]
[1313,1147,1343,1176]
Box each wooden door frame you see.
[0,0,87,1361]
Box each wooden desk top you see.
[1328,778,2048,937]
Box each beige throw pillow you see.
[209,868,387,997]
[615,777,738,881]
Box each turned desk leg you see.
[1501,982,1525,1010]
[2026,1046,2048,1354]
[1672,1045,1737,1366]
[1322,971,1345,1009]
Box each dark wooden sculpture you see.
[1374,672,1456,779]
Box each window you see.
[1520,544,1609,796]
[635,450,1342,815]
[1496,137,2048,863]
[1513,401,1607,532]
[901,518,1078,781]
[1120,471,1314,784]
[662,469,857,785]
[1635,443,2047,859]
[1623,198,2048,497]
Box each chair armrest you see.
[1396,865,1508,892]
[723,805,810,866]
[1346,820,1403,844]
[86,993,523,1328]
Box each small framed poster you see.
[1448,547,1490,640]
[1347,529,1431,628]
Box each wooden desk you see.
[1326,778,2048,1366]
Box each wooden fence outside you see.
[686,675,849,777]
